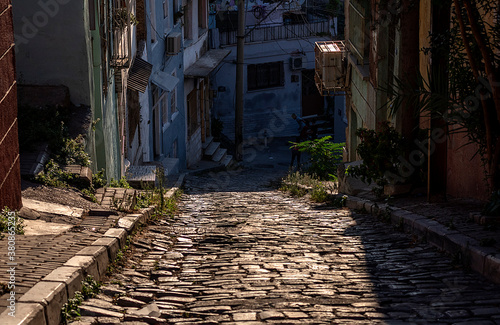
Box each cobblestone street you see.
[75,167,500,325]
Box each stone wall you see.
[0,0,22,210]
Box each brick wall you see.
[0,0,22,210]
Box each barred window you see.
[247,61,284,91]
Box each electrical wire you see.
[145,10,166,41]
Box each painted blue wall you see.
[145,0,187,169]
[211,37,331,142]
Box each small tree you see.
[293,136,344,180]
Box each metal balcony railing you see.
[219,20,330,46]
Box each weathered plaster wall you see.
[12,0,92,106]
[184,78,202,167]
[446,131,489,201]
[0,0,22,210]
[183,31,208,70]
[143,0,187,170]
[212,38,329,141]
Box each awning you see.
[151,70,179,92]
[128,57,153,93]
[184,49,231,78]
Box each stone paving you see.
[72,167,500,325]
[0,197,122,315]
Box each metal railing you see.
[219,20,330,46]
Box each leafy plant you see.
[0,207,24,237]
[61,291,83,324]
[293,136,344,180]
[81,189,97,203]
[109,177,131,189]
[34,160,76,187]
[57,135,91,167]
[61,276,101,324]
[81,276,101,299]
[347,122,407,191]
[92,169,107,189]
[311,183,329,202]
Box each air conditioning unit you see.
[166,32,182,55]
[314,41,346,94]
[290,56,303,70]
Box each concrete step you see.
[221,154,233,167]
[204,141,220,157]
[202,136,214,150]
[212,147,227,162]
[125,166,157,189]
[161,157,179,176]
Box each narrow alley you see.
[75,166,500,325]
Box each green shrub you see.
[293,136,344,180]
[57,135,91,167]
[92,169,107,189]
[311,183,329,202]
[34,160,76,187]
[347,122,407,190]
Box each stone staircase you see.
[202,136,234,167]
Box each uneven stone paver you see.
[82,168,500,324]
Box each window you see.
[163,0,168,18]
[149,0,157,43]
[198,0,207,29]
[172,139,178,158]
[187,88,199,136]
[348,0,370,64]
[161,94,168,125]
[247,61,284,91]
[152,84,169,127]
[163,0,169,33]
[170,70,178,116]
[184,0,193,39]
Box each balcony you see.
[111,6,133,68]
[218,20,330,46]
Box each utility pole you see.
[235,0,245,161]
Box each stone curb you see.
[344,195,500,285]
[1,176,186,325]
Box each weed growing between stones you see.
[109,176,132,189]
[280,171,348,207]
[106,235,133,275]
[61,276,102,324]
[0,207,24,238]
[61,291,83,323]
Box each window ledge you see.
[171,111,179,122]
[247,85,285,93]
[348,53,369,81]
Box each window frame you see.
[247,61,285,91]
